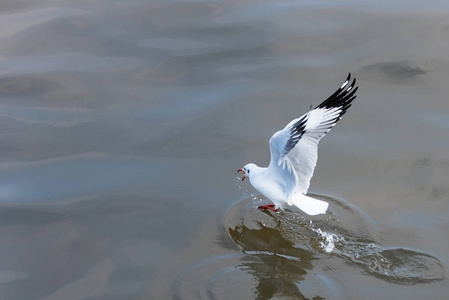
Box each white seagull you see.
[238,73,358,215]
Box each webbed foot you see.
[258,204,278,212]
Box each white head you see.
[237,163,257,181]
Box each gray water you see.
[0,1,448,299]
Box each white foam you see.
[313,228,345,253]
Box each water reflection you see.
[225,194,445,297]
[229,225,316,299]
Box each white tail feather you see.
[288,194,329,216]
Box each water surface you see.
[0,1,448,299]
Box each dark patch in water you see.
[0,76,52,96]
[360,61,427,82]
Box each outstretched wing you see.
[268,73,357,195]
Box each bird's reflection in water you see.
[229,224,323,300]
[225,196,445,299]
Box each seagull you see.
[238,73,357,215]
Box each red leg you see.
[258,204,278,212]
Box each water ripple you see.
[225,194,445,286]
[171,253,257,300]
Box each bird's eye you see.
[247,169,250,174]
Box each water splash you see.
[312,227,344,253]
[224,194,445,285]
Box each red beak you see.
[237,169,246,181]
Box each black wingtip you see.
[315,73,358,110]
[350,78,356,89]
